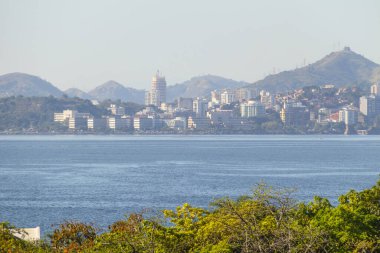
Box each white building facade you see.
[145,71,167,107]
[240,101,265,118]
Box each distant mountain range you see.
[249,47,380,93]
[87,80,145,103]
[0,73,63,97]
[1,48,379,103]
[0,73,249,104]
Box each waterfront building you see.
[207,109,242,128]
[339,106,359,134]
[360,95,380,120]
[54,110,75,122]
[339,107,358,125]
[193,98,208,118]
[69,117,88,130]
[240,101,265,118]
[187,116,211,129]
[280,102,309,126]
[54,110,90,123]
[145,71,167,106]
[55,110,91,130]
[123,115,133,129]
[134,116,153,130]
[133,116,161,130]
[108,117,127,130]
[87,117,107,130]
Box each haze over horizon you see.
[1,0,379,91]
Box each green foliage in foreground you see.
[1,181,380,252]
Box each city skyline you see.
[1,0,380,91]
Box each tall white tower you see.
[145,71,167,106]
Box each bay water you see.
[0,135,379,235]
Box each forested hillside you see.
[0,96,142,132]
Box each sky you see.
[0,0,379,91]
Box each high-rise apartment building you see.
[240,101,265,118]
[68,117,88,130]
[280,102,309,126]
[235,88,256,102]
[145,71,167,107]
[108,116,132,130]
[371,83,380,95]
[220,90,236,104]
[260,90,274,109]
[193,98,208,118]
[339,107,358,125]
[187,116,211,129]
[88,117,107,130]
[360,95,380,119]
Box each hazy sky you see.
[0,0,379,91]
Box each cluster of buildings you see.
[319,83,380,127]
[54,105,134,131]
[54,71,380,134]
[277,83,380,133]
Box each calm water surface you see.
[0,135,379,235]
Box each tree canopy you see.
[1,180,379,252]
